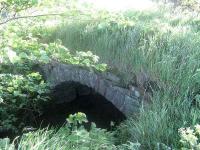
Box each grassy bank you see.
[1,1,200,149]
[47,5,200,149]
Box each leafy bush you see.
[0,72,50,132]
[0,23,107,72]
[179,124,200,149]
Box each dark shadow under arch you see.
[37,81,126,130]
[0,82,126,139]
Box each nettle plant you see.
[46,41,107,72]
[0,72,50,131]
[1,24,107,72]
[179,124,200,149]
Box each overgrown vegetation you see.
[0,113,140,150]
[1,0,200,149]
[49,2,200,149]
[0,73,50,133]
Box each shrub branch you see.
[0,13,66,25]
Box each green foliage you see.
[44,41,107,71]
[0,0,39,25]
[0,138,14,150]
[0,22,107,73]
[0,0,38,11]
[2,0,200,149]
[1,113,140,150]
[48,3,200,149]
[0,72,50,131]
[67,112,88,129]
[118,93,200,149]
[179,124,200,149]
[0,2,108,148]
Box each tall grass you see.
[1,125,140,150]
[46,5,200,149]
[49,7,200,86]
[16,127,115,150]
[117,92,200,149]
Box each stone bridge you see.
[39,62,142,117]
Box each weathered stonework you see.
[39,62,142,117]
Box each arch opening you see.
[38,81,126,130]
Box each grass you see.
[0,124,140,150]
[46,4,200,149]
[48,7,200,87]
[16,127,114,150]
[1,2,200,149]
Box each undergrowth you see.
[1,0,200,149]
[48,3,200,149]
[0,113,140,150]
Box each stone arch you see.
[39,62,141,117]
